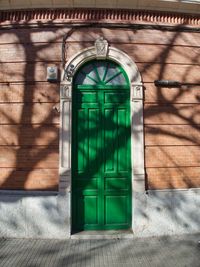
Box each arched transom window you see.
[74,60,129,87]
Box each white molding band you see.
[60,41,145,234]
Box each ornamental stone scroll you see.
[131,84,143,101]
[60,82,72,99]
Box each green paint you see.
[72,60,131,231]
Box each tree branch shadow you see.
[0,19,199,234]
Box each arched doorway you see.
[72,60,131,230]
[59,39,145,236]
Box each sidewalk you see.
[0,234,199,267]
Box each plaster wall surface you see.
[133,189,200,237]
[0,189,199,238]
[0,191,70,238]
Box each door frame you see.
[59,38,145,236]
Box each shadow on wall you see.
[0,19,199,235]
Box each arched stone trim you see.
[59,41,145,234]
[61,46,141,84]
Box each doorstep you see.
[71,230,134,239]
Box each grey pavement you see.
[0,234,200,267]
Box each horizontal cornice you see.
[0,8,200,27]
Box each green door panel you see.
[72,60,131,231]
[105,195,128,225]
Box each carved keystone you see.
[95,37,108,59]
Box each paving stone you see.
[0,234,200,267]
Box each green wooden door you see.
[72,60,131,231]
